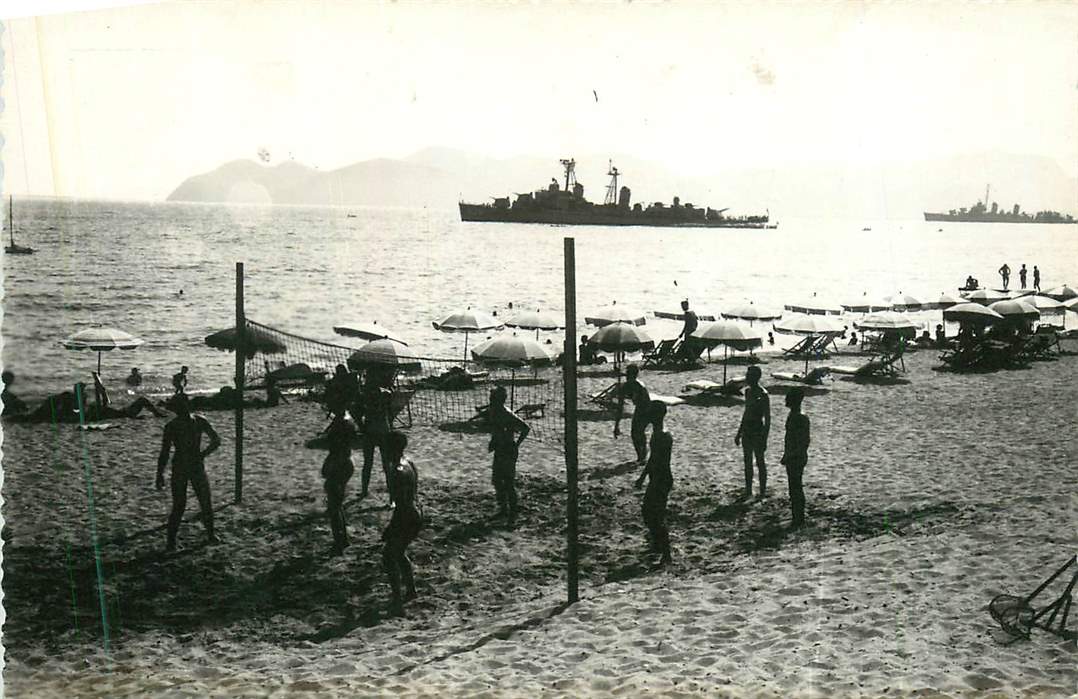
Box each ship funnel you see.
[619,186,631,208]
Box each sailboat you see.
[5,196,35,254]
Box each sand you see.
[2,343,1077,697]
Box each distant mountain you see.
[168,150,1078,220]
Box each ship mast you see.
[985,184,990,207]
[559,158,577,192]
[604,160,619,205]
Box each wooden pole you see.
[563,237,580,604]
[235,262,245,504]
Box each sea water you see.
[2,197,1076,399]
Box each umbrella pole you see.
[463,332,470,366]
[510,368,516,410]
[723,345,728,384]
[97,351,102,375]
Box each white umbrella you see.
[720,301,783,324]
[853,311,920,334]
[433,308,504,362]
[62,327,145,374]
[347,339,422,372]
[784,293,842,316]
[1019,295,1065,314]
[588,322,653,370]
[943,302,1004,324]
[841,293,892,314]
[1063,297,1078,313]
[1044,285,1078,302]
[505,309,564,340]
[773,314,846,335]
[988,299,1040,320]
[930,292,962,310]
[962,289,1009,305]
[333,321,408,345]
[886,292,924,312]
[691,321,763,383]
[472,333,554,408]
[584,302,647,327]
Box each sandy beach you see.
[2,344,1076,697]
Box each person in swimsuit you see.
[639,400,673,566]
[998,263,1011,291]
[614,364,652,467]
[126,367,143,387]
[487,386,530,526]
[779,387,811,529]
[1019,264,1028,290]
[156,393,221,551]
[676,299,700,361]
[382,430,423,615]
[172,366,189,395]
[1,370,28,416]
[734,365,770,500]
[1033,266,1041,292]
[357,367,394,506]
[324,364,359,420]
[322,412,358,555]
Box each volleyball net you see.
[242,319,566,444]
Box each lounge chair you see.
[771,366,831,385]
[390,389,415,428]
[782,335,818,357]
[641,339,678,368]
[683,376,748,396]
[589,382,621,409]
[829,346,905,378]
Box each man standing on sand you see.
[382,431,422,615]
[676,299,700,362]
[487,386,530,526]
[734,365,770,500]
[998,263,1011,291]
[358,368,394,506]
[615,363,652,466]
[321,411,358,555]
[157,393,221,551]
[1019,264,1028,289]
[638,400,673,566]
[1033,265,1041,292]
[779,387,811,529]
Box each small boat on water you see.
[5,196,35,255]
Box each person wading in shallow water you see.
[382,430,422,615]
[735,365,770,500]
[487,386,530,527]
[615,363,652,467]
[638,400,673,566]
[156,393,221,551]
[322,411,358,555]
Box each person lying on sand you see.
[382,430,422,615]
[94,372,168,419]
[157,393,221,551]
[735,365,770,501]
[638,400,673,566]
[321,412,358,555]
[615,363,652,467]
[779,387,811,530]
[487,386,530,526]
[1,370,28,416]
[13,382,165,423]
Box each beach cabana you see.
[784,293,842,316]
[690,321,763,384]
[433,308,504,362]
[585,302,647,327]
[332,321,408,345]
[62,326,145,375]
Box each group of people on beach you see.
[615,362,811,565]
[995,262,1041,292]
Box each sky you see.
[1,0,1076,201]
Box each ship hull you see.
[924,212,1075,224]
[460,203,776,229]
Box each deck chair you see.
[389,389,415,428]
[782,335,818,357]
[990,556,1077,642]
[641,339,678,368]
[589,382,621,409]
[829,347,905,378]
[683,376,748,396]
[771,366,831,385]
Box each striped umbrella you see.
[943,302,1004,324]
[63,327,145,374]
[784,293,842,316]
[1044,285,1078,302]
[1063,297,1078,313]
[505,308,564,340]
[721,301,783,323]
[347,339,422,372]
[585,302,647,327]
[853,311,920,336]
[691,321,763,383]
[773,314,846,335]
[962,289,1010,305]
[433,308,504,362]
[1018,295,1065,314]
[886,292,924,312]
[988,299,1040,320]
[930,292,962,310]
[472,333,554,407]
[841,293,893,314]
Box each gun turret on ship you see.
[459,158,775,229]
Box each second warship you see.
[459,159,775,229]
[924,185,1075,224]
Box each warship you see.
[459,159,775,229]
[924,185,1075,224]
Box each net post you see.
[235,262,245,504]
[563,237,579,604]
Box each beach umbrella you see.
[720,301,783,324]
[988,299,1040,320]
[333,321,408,345]
[587,322,653,371]
[886,292,924,312]
[853,311,919,336]
[841,293,892,314]
[942,302,1004,324]
[773,314,846,336]
[962,289,1009,305]
[654,308,719,322]
[1063,297,1078,313]
[433,308,504,362]
[505,308,564,340]
[63,327,145,374]
[691,321,763,383]
[472,333,554,408]
[784,292,842,316]
[347,339,422,372]
[1044,284,1078,302]
[1018,295,1065,314]
[930,292,962,310]
[585,302,647,327]
[205,325,287,358]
